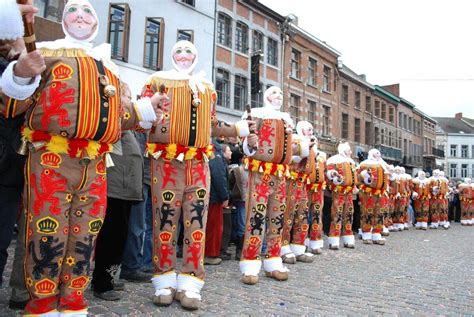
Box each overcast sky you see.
[260,0,474,118]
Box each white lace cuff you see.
[134,97,157,122]
[1,61,40,100]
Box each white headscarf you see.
[62,0,99,45]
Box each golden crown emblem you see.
[36,216,59,234]
[52,63,73,81]
[162,190,175,203]
[95,160,106,175]
[279,204,286,212]
[159,231,172,243]
[69,276,89,289]
[196,188,207,200]
[40,152,62,168]
[249,236,261,245]
[88,219,103,234]
[191,230,204,242]
[35,278,56,295]
[256,203,266,213]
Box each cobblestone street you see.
[1,224,473,316]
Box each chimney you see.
[455,112,463,120]
[359,74,366,81]
[381,84,400,96]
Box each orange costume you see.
[412,171,430,229]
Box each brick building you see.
[283,21,341,154]
[214,0,285,122]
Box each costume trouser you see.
[121,185,148,274]
[328,191,354,246]
[439,198,449,223]
[24,150,106,315]
[383,196,395,229]
[414,198,429,227]
[393,196,408,227]
[92,198,132,293]
[205,203,224,257]
[307,189,324,250]
[240,170,287,275]
[429,197,442,226]
[359,192,387,240]
[281,178,309,257]
[460,198,471,224]
[10,208,29,303]
[150,158,210,294]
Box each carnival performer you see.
[239,86,307,285]
[392,166,406,231]
[428,169,442,229]
[400,167,412,229]
[142,40,255,310]
[280,121,315,264]
[326,142,357,249]
[412,171,430,229]
[458,178,473,226]
[1,1,156,315]
[383,164,397,234]
[302,123,327,255]
[357,149,389,245]
[438,171,450,229]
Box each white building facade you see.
[91,0,216,99]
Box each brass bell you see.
[105,153,115,167]
[28,141,46,152]
[176,153,185,162]
[203,154,209,163]
[192,97,201,107]
[79,149,91,166]
[144,150,150,158]
[152,150,162,160]
[104,85,117,98]
[17,137,29,156]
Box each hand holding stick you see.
[17,0,36,52]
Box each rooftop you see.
[433,116,474,134]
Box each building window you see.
[177,29,194,42]
[251,83,263,108]
[35,0,64,22]
[323,66,331,92]
[472,145,474,158]
[290,48,301,79]
[365,121,372,145]
[461,164,468,178]
[389,107,394,123]
[355,91,361,109]
[308,57,317,86]
[341,113,349,139]
[381,103,387,120]
[215,69,230,108]
[354,118,360,143]
[409,117,413,132]
[450,163,457,178]
[234,75,247,111]
[341,85,349,104]
[217,13,232,47]
[381,129,385,145]
[365,96,372,112]
[252,30,263,59]
[399,112,402,127]
[290,94,300,122]
[108,3,131,62]
[267,38,278,66]
[323,105,330,136]
[143,17,164,70]
[472,164,474,177]
[450,144,457,157]
[235,21,248,53]
[461,145,468,158]
[374,100,380,117]
[179,0,195,6]
[308,100,316,124]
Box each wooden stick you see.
[17,0,36,52]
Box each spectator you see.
[204,140,230,265]
[120,131,154,280]
[91,83,145,300]
[220,144,234,260]
[228,161,248,260]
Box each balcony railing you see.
[377,145,402,161]
[432,147,445,158]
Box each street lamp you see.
[279,14,297,88]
